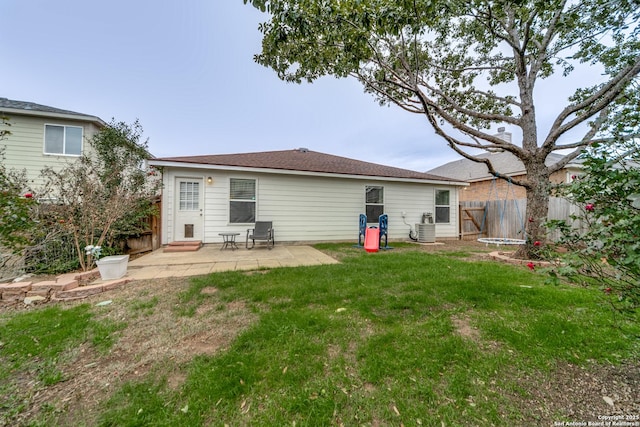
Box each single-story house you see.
[0,98,105,188]
[149,148,468,245]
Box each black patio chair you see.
[246,221,275,249]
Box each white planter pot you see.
[95,255,129,280]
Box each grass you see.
[99,245,639,426]
[1,243,638,426]
[129,295,159,317]
[0,304,125,425]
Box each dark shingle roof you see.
[154,149,464,183]
[0,97,103,123]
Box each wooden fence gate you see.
[459,204,487,240]
[126,197,162,254]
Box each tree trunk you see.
[515,164,551,260]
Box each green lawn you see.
[1,244,638,426]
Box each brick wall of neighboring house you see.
[459,170,569,202]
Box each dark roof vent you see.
[297,147,309,153]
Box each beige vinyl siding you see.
[1,115,100,188]
[161,167,460,244]
[254,174,363,242]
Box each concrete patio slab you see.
[125,244,339,280]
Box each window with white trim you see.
[230,178,256,223]
[365,185,384,223]
[179,181,200,211]
[44,124,83,156]
[435,189,450,223]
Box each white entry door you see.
[174,178,204,241]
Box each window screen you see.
[435,189,450,223]
[230,178,256,223]
[365,186,384,223]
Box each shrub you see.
[547,141,640,312]
[40,120,161,271]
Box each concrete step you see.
[164,240,202,252]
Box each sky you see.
[1,1,594,172]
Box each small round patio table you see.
[219,233,240,250]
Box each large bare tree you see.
[243,0,640,258]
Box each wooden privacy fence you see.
[459,197,580,241]
[126,197,162,255]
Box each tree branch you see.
[547,109,608,159]
[527,1,567,80]
[422,82,521,125]
[414,85,525,151]
[407,85,530,188]
[544,57,640,148]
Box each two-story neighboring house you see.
[427,147,583,241]
[427,150,583,202]
[0,97,105,189]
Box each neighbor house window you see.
[44,124,83,156]
[435,189,450,223]
[230,178,256,223]
[365,185,384,223]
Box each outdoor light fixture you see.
[207,176,213,184]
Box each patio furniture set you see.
[219,221,274,251]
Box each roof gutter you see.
[0,107,106,127]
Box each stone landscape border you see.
[488,251,554,268]
[0,269,132,306]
